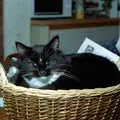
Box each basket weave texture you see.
[0,63,120,120]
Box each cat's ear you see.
[45,35,60,51]
[51,35,60,50]
[15,41,31,55]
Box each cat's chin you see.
[23,72,64,89]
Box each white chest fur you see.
[24,72,64,89]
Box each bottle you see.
[75,0,84,19]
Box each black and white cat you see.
[7,36,120,89]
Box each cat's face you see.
[13,35,66,88]
[15,35,61,74]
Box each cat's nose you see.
[39,71,48,76]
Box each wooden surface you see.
[0,108,6,120]
[0,0,3,62]
[31,18,120,30]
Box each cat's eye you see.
[33,63,37,67]
[39,58,42,62]
[46,62,48,65]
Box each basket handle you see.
[0,63,8,84]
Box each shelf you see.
[31,18,120,30]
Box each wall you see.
[3,0,31,58]
[50,26,119,54]
[0,0,3,61]
[3,0,120,58]
[31,26,49,46]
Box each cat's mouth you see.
[21,70,49,78]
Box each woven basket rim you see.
[0,63,120,99]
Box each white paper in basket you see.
[116,37,120,53]
[77,38,120,70]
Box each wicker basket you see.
[0,63,120,120]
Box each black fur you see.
[7,36,120,89]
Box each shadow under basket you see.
[0,63,120,120]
